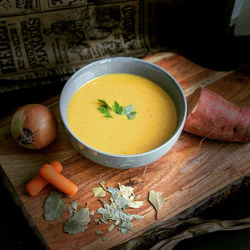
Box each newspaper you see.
[0,0,169,93]
[0,0,234,93]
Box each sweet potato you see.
[184,87,250,143]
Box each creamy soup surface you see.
[67,73,177,155]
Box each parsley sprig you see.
[97,99,136,120]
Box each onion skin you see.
[11,104,57,149]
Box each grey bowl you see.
[59,57,187,169]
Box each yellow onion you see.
[11,104,57,149]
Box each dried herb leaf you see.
[119,183,144,208]
[108,223,115,232]
[100,181,107,191]
[148,190,165,219]
[97,200,143,233]
[107,184,144,210]
[67,206,73,215]
[44,191,66,221]
[100,218,109,224]
[95,230,104,235]
[63,207,90,235]
[115,220,121,226]
[95,183,144,237]
[118,221,135,234]
[71,201,80,210]
[93,187,106,197]
[95,218,101,224]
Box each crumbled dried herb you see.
[93,187,106,198]
[71,201,80,210]
[67,206,73,215]
[63,207,90,235]
[95,230,104,235]
[97,200,143,234]
[107,183,144,210]
[44,191,66,220]
[108,223,115,232]
[95,218,101,224]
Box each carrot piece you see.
[26,161,63,197]
[184,87,250,142]
[39,164,78,196]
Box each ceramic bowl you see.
[59,57,187,169]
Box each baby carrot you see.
[39,163,78,196]
[26,161,63,197]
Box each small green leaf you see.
[124,104,137,119]
[95,230,104,235]
[97,99,136,119]
[97,106,112,118]
[124,104,134,115]
[126,111,137,120]
[112,101,124,114]
[97,99,111,109]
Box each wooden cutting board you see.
[0,52,250,250]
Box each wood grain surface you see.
[0,52,250,250]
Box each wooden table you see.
[0,52,249,250]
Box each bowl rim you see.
[59,56,187,158]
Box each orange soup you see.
[67,73,177,155]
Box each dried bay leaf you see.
[44,191,66,221]
[63,207,90,235]
[148,190,165,220]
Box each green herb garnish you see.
[97,99,113,118]
[97,99,136,119]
